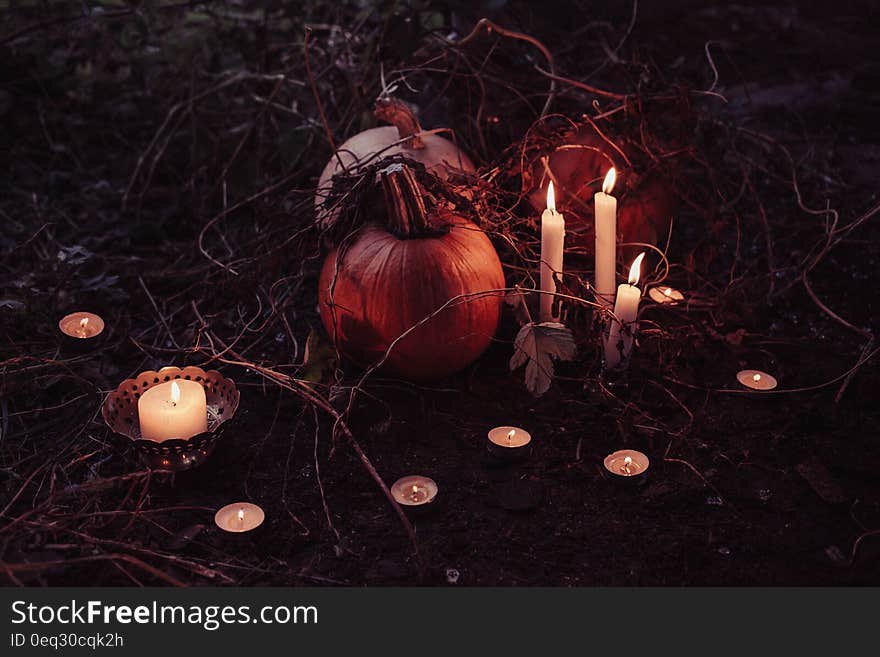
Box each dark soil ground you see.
[1,1,879,586]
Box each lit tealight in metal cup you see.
[603,449,650,487]
[486,426,532,461]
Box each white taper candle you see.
[594,168,618,308]
[540,181,565,322]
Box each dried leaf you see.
[300,329,337,384]
[509,322,575,397]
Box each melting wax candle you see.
[737,369,778,391]
[215,502,265,533]
[487,425,532,460]
[58,311,105,339]
[137,379,207,442]
[604,253,645,370]
[391,475,438,508]
[594,168,617,308]
[540,181,565,322]
[648,286,684,305]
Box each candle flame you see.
[238,508,245,522]
[80,316,89,329]
[546,181,556,213]
[753,373,761,382]
[602,167,616,195]
[622,455,633,474]
[507,429,516,442]
[663,287,672,297]
[170,380,181,404]
[628,252,646,286]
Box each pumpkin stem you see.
[374,97,426,150]
[381,163,431,238]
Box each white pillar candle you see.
[604,252,645,370]
[540,181,565,322]
[137,379,207,442]
[594,168,618,308]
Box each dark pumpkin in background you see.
[526,123,677,262]
[319,165,505,380]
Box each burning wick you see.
[663,288,672,297]
[411,484,421,502]
[507,429,516,444]
[602,167,617,195]
[169,381,181,407]
[753,373,761,383]
[237,508,245,526]
[621,455,633,475]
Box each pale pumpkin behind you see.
[315,98,475,229]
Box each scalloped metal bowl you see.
[102,366,240,471]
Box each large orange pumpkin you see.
[315,97,475,229]
[318,164,504,380]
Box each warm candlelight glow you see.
[137,379,207,442]
[391,475,438,507]
[664,287,672,297]
[59,311,105,340]
[602,167,616,195]
[737,369,778,391]
[540,180,565,321]
[604,449,650,480]
[488,426,532,457]
[215,502,265,533]
[628,252,646,286]
[546,180,556,213]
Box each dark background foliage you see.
[0,0,878,585]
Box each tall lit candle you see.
[540,181,565,322]
[137,379,207,442]
[604,252,645,370]
[594,168,618,308]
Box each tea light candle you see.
[540,181,565,322]
[215,502,265,533]
[137,379,207,442]
[737,369,778,390]
[603,449,650,482]
[391,475,438,507]
[604,252,645,370]
[648,286,684,305]
[487,425,532,460]
[594,168,617,308]
[58,311,104,339]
